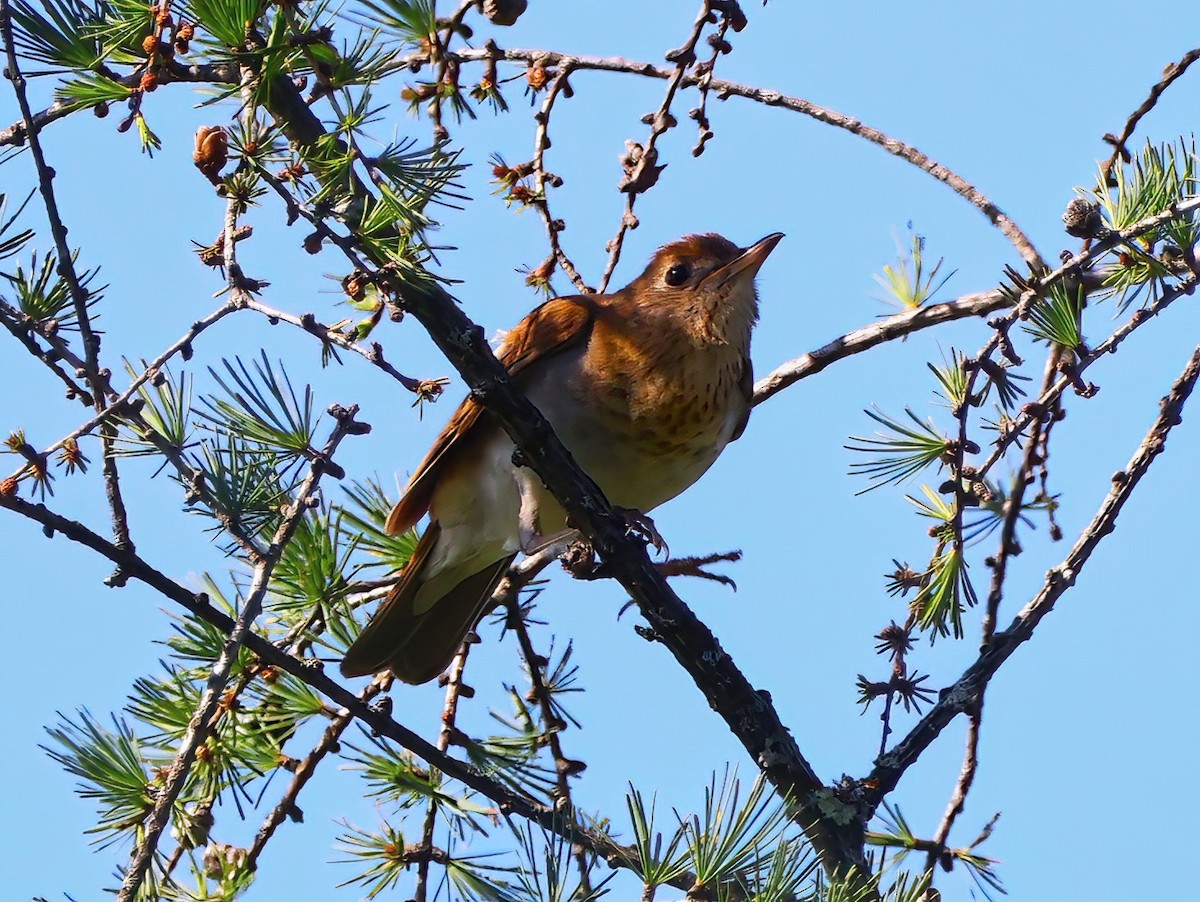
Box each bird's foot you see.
[616,507,668,558]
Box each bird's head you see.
[623,232,784,344]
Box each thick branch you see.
[395,278,866,876]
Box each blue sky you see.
[3,1,1199,899]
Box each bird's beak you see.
[701,232,784,288]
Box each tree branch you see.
[115,403,366,901]
[864,337,1200,809]
[0,493,711,896]
[752,290,1007,406]
[2,0,134,567]
[395,277,866,878]
[1100,46,1200,182]
[423,46,1045,270]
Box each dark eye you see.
[664,262,691,287]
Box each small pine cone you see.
[0,476,17,499]
[1062,197,1104,239]
[482,0,527,26]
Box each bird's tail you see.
[340,523,516,684]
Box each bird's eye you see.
[664,262,691,287]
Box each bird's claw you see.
[616,507,668,558]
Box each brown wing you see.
[339,520,518,682]
[385,295,599,535]
[729,354,754,442]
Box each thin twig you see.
[979,351,1059,645]
[413,46,1045,272]
[925,696,983,878]
[752,291,1007,406]
[529,63,589,293]
[239,296,442,397]
[508,600,593,894]
[0,60,237,149]
[754,194,1200,413]
[975,273,1197,481]
[598,1,717,292]
[244,676,386,871]
[866,337,1200,809]
[414,639,472,902]
[946,332,1005,606]
[2,300,238,481]
[424,0,476,141]
[0,299,95,404]
[1100,47,1200,183]
[1,0,135,565]
[254,165,374,269]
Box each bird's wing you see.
[385,295,599,534]
[729,354,754,442]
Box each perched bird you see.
[341,232,783,683]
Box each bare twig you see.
[244,677,386,871]
[598,1,719,291]
[752,291,1007,406]
[925,696,983,878]
[529,63,590,293]
[686,10,731,158]
[1100,47,1200,182]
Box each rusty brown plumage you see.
[342,232,783,683]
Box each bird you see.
[341,231,783,683]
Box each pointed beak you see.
[701,232,785,288]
